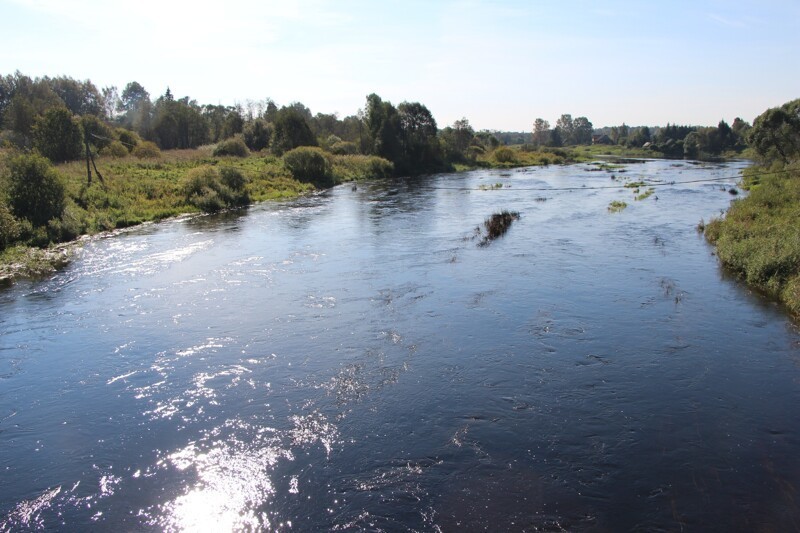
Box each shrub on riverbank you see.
[704,165,800,315]
[330,154,393,181]
[6,153,66,227]
[132,141,161,159]
[213,136,250,157]
[283,146,334,187]
[183,165,250,213]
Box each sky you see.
[1,0,799,131]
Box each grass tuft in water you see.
[478,210,520,246]
[608,200,628,213]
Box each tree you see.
[3,74,62,136]
[364,93,402,163]
[6,152,66,227]
[571,116,593,145]
[222,107,244,139]
[452,118,474,152]
[628,126,651,148]
[47,76,103,116]
[555,114,574,144]
[532,118,550,146]
[271,108,317,155]
[547,127,563,147]
[747,99,800,164]
[101,86,120,120]
[33,107,83,162]
[119,81,149,113]
[243,118,272,151]
[397,101,441,174]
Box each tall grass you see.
[705,163,800,315]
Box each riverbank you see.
[0,144,741,284]
[704,162,800,317]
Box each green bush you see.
[33,107,83,163]
[183,165,249,213]
[493,146,517,163]
[0,203,21,250]
[132,141,161,159]
[330,154,393,181]
[46,202,83,243]
[283,146,333,187]
[219,166,247,192]
[115,128,141,152]
[102,141,129,158]
[243,119,272,152]
[213,136,250,157]
[6,152,66,227]
[329,141,358,155]
[80,115,114,151]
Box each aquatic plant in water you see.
[478,210,520,246]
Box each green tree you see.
[571,116,593,145]
[3,74,62,137]
[398,101,442,174]
[243,118,272,151]
[555,114,574,144]
[119,81,149,113]
[747,99,800,164]
[222,107,244,139]
[532,118,550,146]
[33,107,83,162]
[271,108,317,155]
[364,93,402,164]
[46,76,103,117]
[6,152,66,227]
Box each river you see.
[2,159,799,531]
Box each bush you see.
[0,203,21,250]
[283,146,333,187]
[243,119,272,152]
[80,115,114,151]
[132,141,161,159]
[213,135,250,157]
[33,107,83,163]
[6,152,66,227]
[183,165,249,213]
[46,202,83,243]
[329,141,358,155]
[493,146,517,163]
[330,154,393,181]
[102,141,129,158]
[115,128,141,152]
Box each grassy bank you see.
[0,146,400,280]
[704,162,800,316]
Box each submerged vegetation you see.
[608,200,628,213]
[478,210,520,246]
[704,98,800,316]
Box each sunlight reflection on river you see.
[3,159,800,531]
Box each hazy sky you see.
[1,0,798,131]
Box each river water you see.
[2,159,799,531]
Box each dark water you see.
[2,160,799,531]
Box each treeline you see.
[704,97,800,315]
[0,72,505,176]
[531,114,751,159]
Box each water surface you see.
[2,160,799,531]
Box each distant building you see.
[592,134,613,145]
